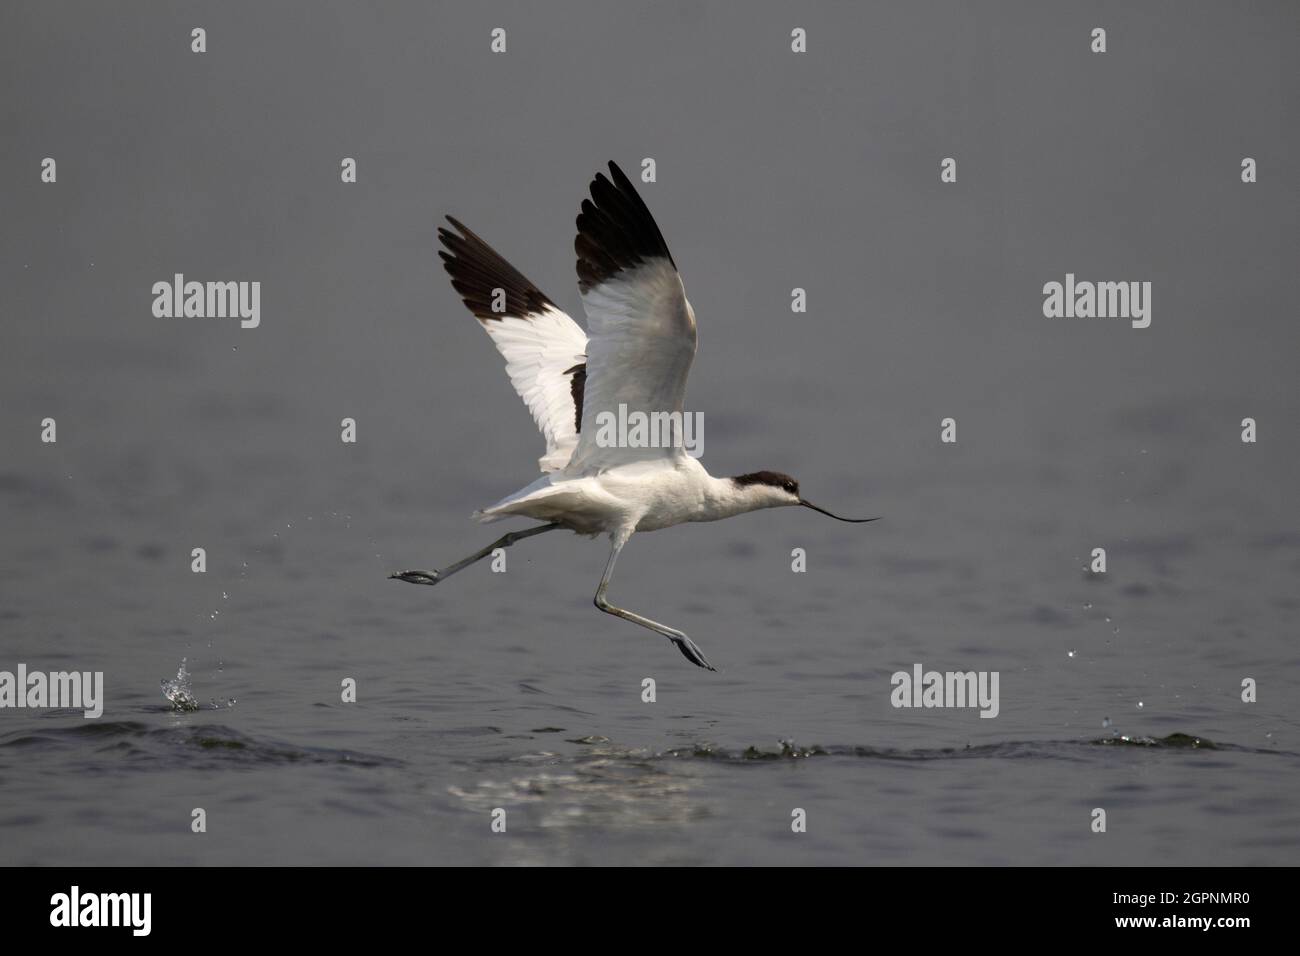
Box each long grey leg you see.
[389,522,561,586]
[593,535,716,671]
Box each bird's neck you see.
[697,475,769,521]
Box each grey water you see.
[2,1,1298,865]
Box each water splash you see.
[161,659,200,712]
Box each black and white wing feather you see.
[438,217,588,473]
[566,161,697,474]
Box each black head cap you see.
[731,470,799,496]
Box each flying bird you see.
[391,161,876,670]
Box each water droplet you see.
[1137,701,1144,709]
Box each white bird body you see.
[476,457,793,536]
[392,162,875,670]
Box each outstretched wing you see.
[438,217,589,473]
[565,161,697,474]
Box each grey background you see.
[1,1,1296,865]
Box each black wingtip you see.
[575,159,676,293]
[437,216,558,321]
[606,160,631,189]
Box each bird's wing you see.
[439,217,589,473]
[564,161,698,475]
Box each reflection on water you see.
[450,744,704,830]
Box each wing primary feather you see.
[575,161,676,293]
[440,216,558,321]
